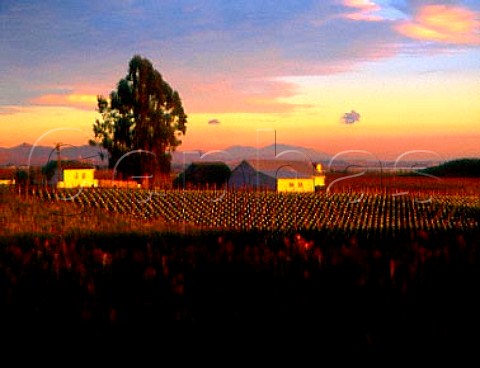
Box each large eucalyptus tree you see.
[90,55,187,184]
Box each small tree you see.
[15,170,28,187]
[90,55,187,185]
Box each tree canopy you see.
[90,55,187,184]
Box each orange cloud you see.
[395,5,480,45]
[31,93,98,110]
[342,0,383,22]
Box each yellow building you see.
[277,163,325,192]
[277,178,315,192]
[313,163,325,188]
[229,160,325,192]
[0,179,15,185]
[57,168,98,188]
[0,168,16,185]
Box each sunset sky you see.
[1,0,479,161]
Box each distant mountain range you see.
[1,142,450,172]
[0,143,108,167]
[171,143,333,167]
[0,142,334,168]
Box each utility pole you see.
[56,142,62,185]
[274,129,276,157]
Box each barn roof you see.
[235,159,316,179]
[60,161,95,170]
[94,169,114,180]
[0,168,15,180]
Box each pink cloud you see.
[341,0,383,22]
[395,5,480,45]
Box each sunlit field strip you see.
[27,187,480,235]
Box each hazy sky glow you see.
[1,0,479,160]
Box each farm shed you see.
[0,168,15,185]
[54,163,98,188]
[229,159,325,192]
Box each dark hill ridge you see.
[419,158,480,177]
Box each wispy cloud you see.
[0,106,26,116]
[395,5,480,45]
[208,119,220,125]
[176,71,309,114]
[30,93,98,110]
[341,0,384,22]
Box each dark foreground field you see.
[1,184,480,359]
